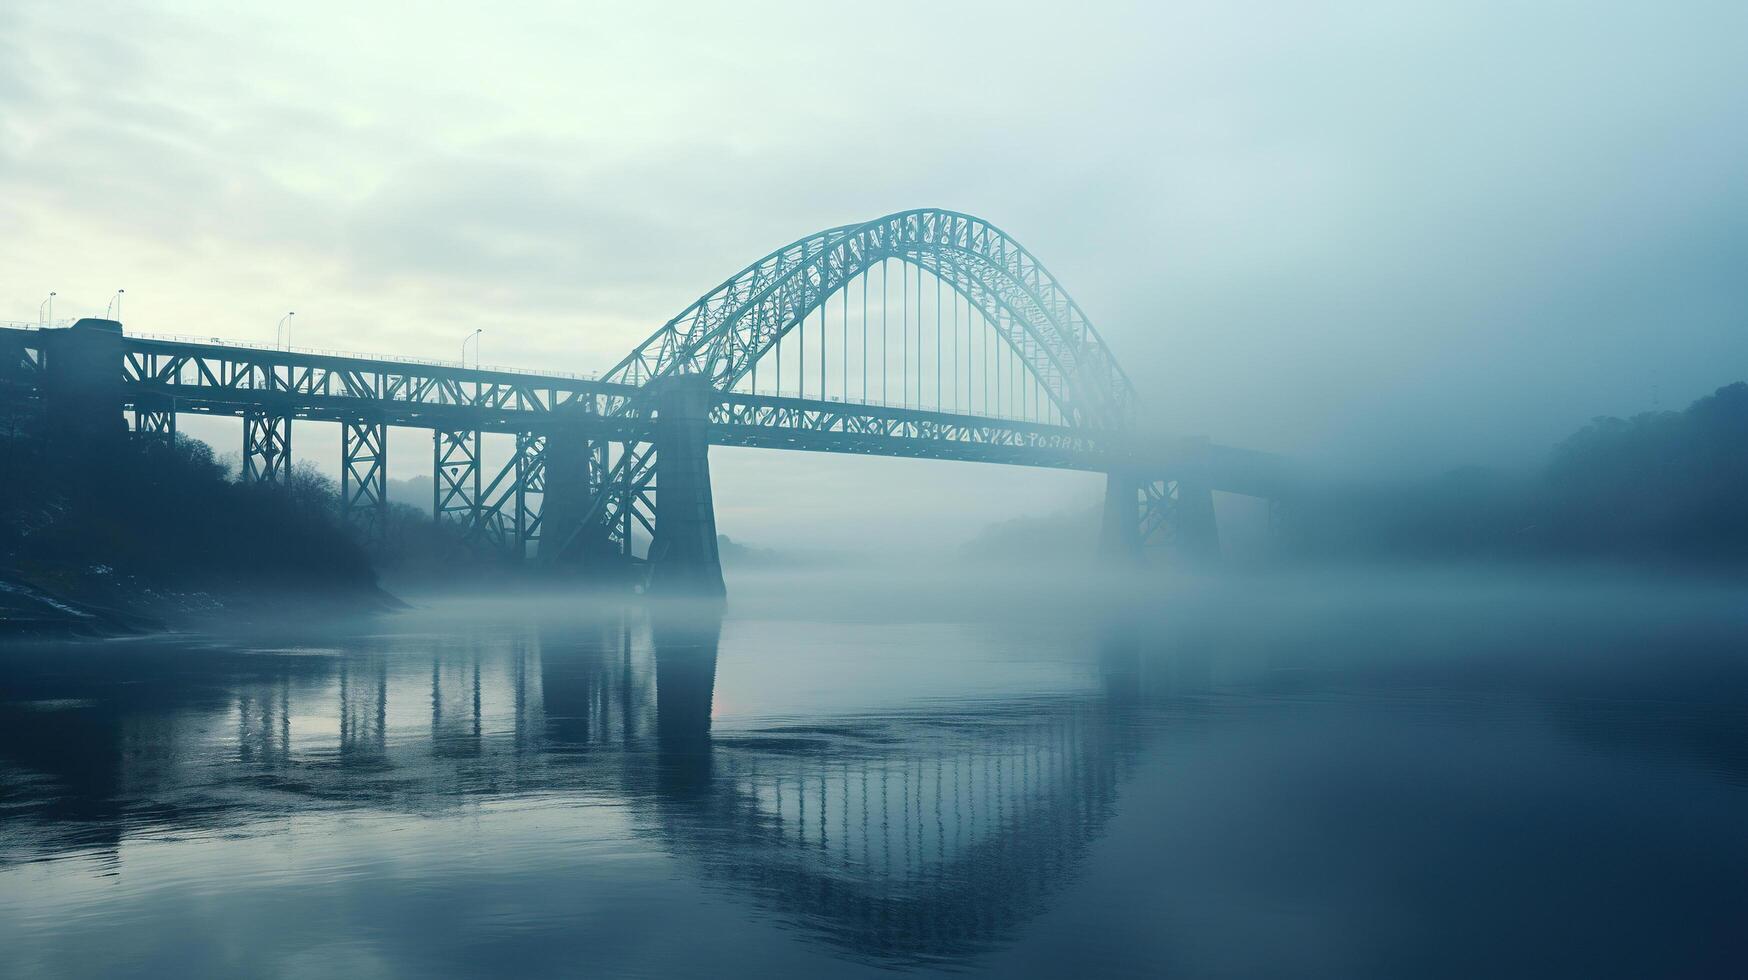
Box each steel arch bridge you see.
[2,208,1294,594]
[604,209,1137,430]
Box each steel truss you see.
[473,431,548,555]
[712,392,1097,468]
[516,432,548,550]
[602,208,1138,429]
[119,340,636,421]
[101,333,1134,472]
[242,409,292,483]
[341,419,388,539]
[541,436,655,566]
[433,428,481,532]
[1137,479,1180,550]
[609,440,655,557]
[1130,475,1219,562]
[132,397,176,441]
[527,391,659,566]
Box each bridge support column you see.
[512,432,546,557]
[537,416,625,576]
[341,418,388,541]
[131,396,175,443]
[1099,470,1144,562]
[646,376,724,597]
[1102,471,1222,566]
[433,427,481,531]
[1174,476,1220,564]
[242,409,292,483]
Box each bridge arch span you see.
[602,209,1140,430]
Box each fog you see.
[6,1,1747,553]
[4,6,1746,974]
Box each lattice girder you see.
[602,209,1138,430]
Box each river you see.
[1,568,1744,978]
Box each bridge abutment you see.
[41,319,127,447]
[646,375,724,597]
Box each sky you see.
[3,0,1744,551]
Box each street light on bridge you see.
[106,289,125,321]
[463,328,483,369]
[38,291,54,325]
[277,312,295,350]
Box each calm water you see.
[1,570,1744,978]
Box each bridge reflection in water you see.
[0,612,1189,968]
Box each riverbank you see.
[0,567,403,639]
[2,424,400,638]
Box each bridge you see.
[1,208,1291,592]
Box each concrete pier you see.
[646,375,725,597]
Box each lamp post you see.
[106,289,125,320]
[38,291,54,325]
[463,328,483,369]
[277,312,295,350]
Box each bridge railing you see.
[1,321,604,383]
[124,330,604,382]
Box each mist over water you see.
[4,1,1744,975]
[1,567,1742,978]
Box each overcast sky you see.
[4,1,1744,551]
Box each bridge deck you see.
[6,327,1118,471]
[2,324,1294,491]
